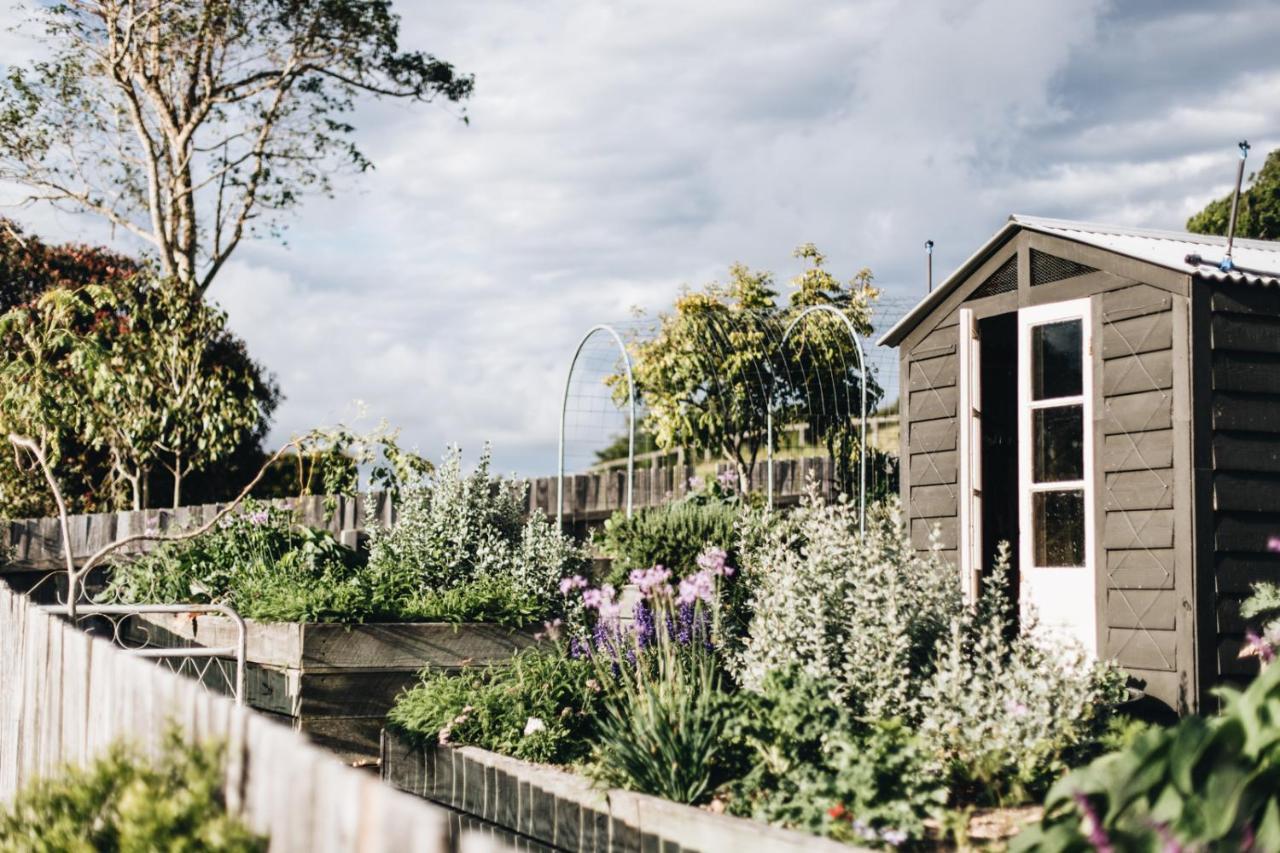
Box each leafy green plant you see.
[366,445,585,624]
[388,648,602,765]
[0,731,264,852]
[598,497,738,588]
[1014,660,1280,852]
[724,666,945,847]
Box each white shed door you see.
[1017,298,1096,658]
[958,308,982,604]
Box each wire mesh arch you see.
[558,324,636,528]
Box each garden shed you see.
[880,215,1280,713]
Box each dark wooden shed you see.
[880,215,1280,713]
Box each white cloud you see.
[7,0,1280,475]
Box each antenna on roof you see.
[925,240,934,292]
[1223,140,1251,271]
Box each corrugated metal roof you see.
[877,215,1280,346]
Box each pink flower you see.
[696,547,733,577]
[677,570,715,605]
[1268,536,1280,554]
[716,470,737,490]
[1004,698,1029,718]
[582,584,616,611]
[688,475,704,491]
[629,565,672,597]
[559,575,587,595]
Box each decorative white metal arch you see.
[557,324,636,529]
[766,304,869,533]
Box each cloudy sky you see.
[3,0,1280,476]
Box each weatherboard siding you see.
[1204,279,1280,692]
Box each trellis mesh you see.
[1031,249,1096,286]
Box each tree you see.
[0,1,472,294]
[0,275,271,511]
[612,246,879,490]
[1187,147,1280,240]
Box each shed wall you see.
[1201,279,1280,694]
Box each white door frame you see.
[1017,297,1097,658]
[957,308,982,604]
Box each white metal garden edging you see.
[767,304,869,533]
[558,324,636,529]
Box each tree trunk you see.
[171,454,183,510]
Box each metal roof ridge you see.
[1010,214,1280,253]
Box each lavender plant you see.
[565,548,737,804]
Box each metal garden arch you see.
[557,324,636,529]
[766,304,869,533]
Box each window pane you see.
[1032,320,1082,400]
[1034,405,1084,482]
[1033,490,1085,567]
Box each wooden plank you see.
[1103,390,1172,434]
[1102,350,1173,396]
[1105,469,1173,511]
[1103,430,1174,472]
[1104,509,1174,549]
[910,517,957,550]
[910,324,957,358]
[1216,512,1280,553]
[1213,433,1280,473]
[1214,473,1280,513]
[1107,548,1175,590]
[908,418,956,453]
[1100,286,1173,322]
[1212,393,1280,433]
[908,353,957,391]
[1211,281,1280,316]
[909,451,958,486]
[910,484,957,519]
[1102,311,1172,359]
[1216,554,1280,594]
[1212,352,1280,394]
[1106,589,1177,630]
[1105,627,1177,671]
[1211,313,1280,353]
[909,386,957,421]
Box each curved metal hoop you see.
[558,324,636,529]
[767,305,869,533]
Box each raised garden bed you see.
[129,613,537,763]
[380,729,856,853]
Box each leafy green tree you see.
[0,0,472,294]
[0,277,270,510]
[612,246,879,490]
[1187,147,1280,240]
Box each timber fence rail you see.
[0,582,511,852]
[2,453,886,571]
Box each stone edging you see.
[380,728,861,853]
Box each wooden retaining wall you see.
[380,730,860,853]
[0,582,511,852]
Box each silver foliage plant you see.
[365,444,583,612]
[732,493,1126,797]
[732,493,960,719]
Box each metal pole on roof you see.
[1224,140,1250,271]
[925,240,934,292]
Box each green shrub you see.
[0,731,264,852]
[1014,660,1280,852]
[724,666,945,847]
[108,444,585,627]
[387,648,602,765]
[733,495,1125,807]
[366,445,586,624]
[598,498,738,588]
[731,493,960,719]
[104,501,381,623]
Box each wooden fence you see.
[0,583,510,852]
[2,454,877,573]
